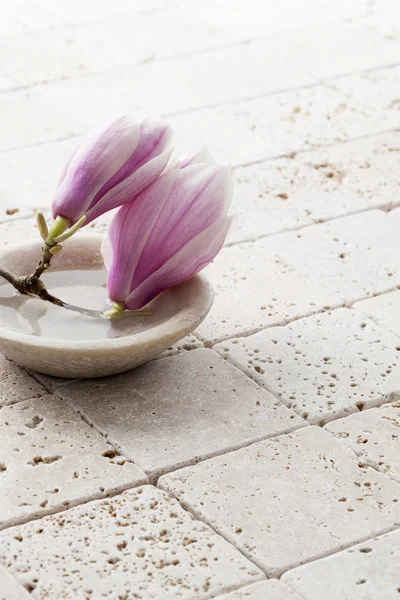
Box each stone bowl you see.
[0,234,213,379]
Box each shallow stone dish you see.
[0,235,213,378]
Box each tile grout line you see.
[0,14,390,95]
[0,64,398,156]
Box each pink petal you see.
[105,170,177,303]
[52,115,140,223]
[131,163,232,288]
[125,216,232,310]
[90,116,173,204]
[84,148,173,225]
[178,147,214,168]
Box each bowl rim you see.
[0,234,213,351]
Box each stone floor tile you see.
[170,84,387,167]
[157,335,204,359]
[0,566,31,600]
[282,529,400,600]
[272,209,400,303]
[214,580,302,600]
[0,10,239,92]
[0,395,147,529]
[0,218,40,247]
[329,64,400,131]
[26,371,78,394]
[215,309,400,424]
[56,349,303,479]
[159,427,400,577]
[0,485,263,599]
[191,0,375,39]
[0,81,384,160]
[194,241,341,344]
[353,290,400,337]
[326,401,400,484]
[0,0,168,36]
[296,132,400,210]
[0,355,46,409]
[282,21,400,80]
[229,157,366,244]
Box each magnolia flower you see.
[52,115,172,228]
[102,158,232,314]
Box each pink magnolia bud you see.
[52,115,172,225]
[102,158,232,310]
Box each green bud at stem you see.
[36,212,49,241]
[46,216,71,244]
[103,302,126,319]
[53,215,86,244]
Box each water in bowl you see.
[0,268,178,341]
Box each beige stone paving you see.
[0,0,400,597]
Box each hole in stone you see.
[356,579,367,585]
[0,463,6,472]
[25,415,44,429]
[359,548,372,553]
[102,449,118,459]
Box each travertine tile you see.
[0,0,169,35]
[282,530,400,600]
[157,335,204,359]
[194,241,341,344]
[0,218,40,247]
[190,0,375,39]
[229,157,366,244]
[56,349,303,479]
[159,427,400,577]
[0,486,263,599]
[296,132,400,210]
[326,401,400,483]
[329,64,400,130]
[0,395,147,529]
[285,22,400,80]
[0,355,45,409]
[353,290,400,337]
[215,580,302,600]
[26,371,78,394]
[0,82,385,161]
[272,210,400,303]
[0,566,30,600]
[0,136,77,212]
[0,10,239,92]
[215,309,400,424]
[170,84,388,167]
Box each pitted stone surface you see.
[0,395,147,529]
[330,65,400,130]
[0,355,45,409]
[0,566,31,600]
[0,486,263,599]
[169,84,386,167]
[26,371,78,394]
[195,242,341,344]
[0,10,239,92]
[159,427,400,577]
[271,210,400,303]
[215,309,400,424]
[0,83,383,162]
[297,132,400,210]
[229,157,365,244]
[157,335,204,359]
[56,349,303,478]
[353,290,400,338]
[215,580,302,600]
[282,530,400,600]
[326,401,400,484]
